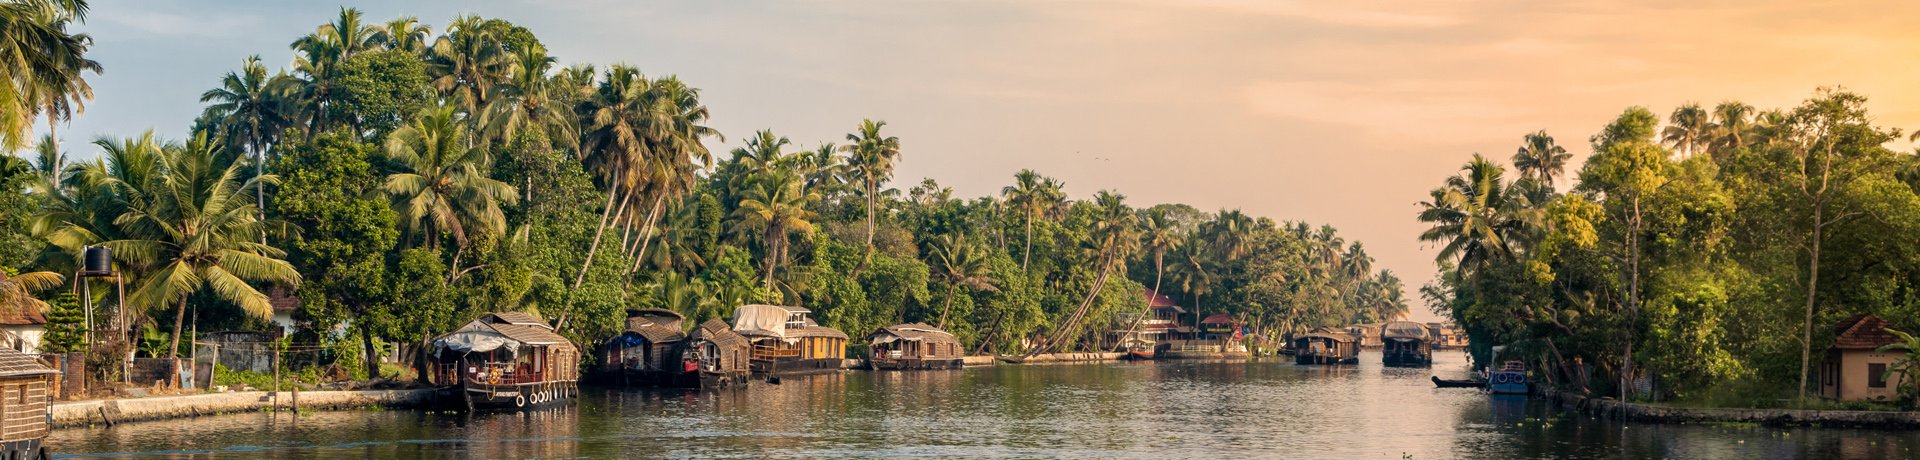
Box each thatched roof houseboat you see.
[1380,320,1433,367]
[597,309,693,386]
[0,349,53,458]
[866,323,963,370]
[1294,327,1360,365]
[733,305,847,375]
[690,319,752,387]
[428,312,579,411]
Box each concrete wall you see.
[50,389,431,428]
[1834,350,1907,402]
[1554,390,1920,428]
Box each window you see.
[1870,363,1889,388]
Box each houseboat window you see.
[1870,363,1888,388]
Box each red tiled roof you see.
[0,304,46,326]
[1833,314,1903,350]
[1143,289,1185,313]
[1201,313,1235,325]
[268,285,299,312]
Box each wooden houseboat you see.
[1293,328,1360,365]
[689,319,752,388]
[596,309,692,387]
[732,305,848,376]
[0,348,54,458]
[428,312,580,411]
[1380,320,1433,367]
[866,323,963,369]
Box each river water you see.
[48,351,1918,459]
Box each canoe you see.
[1431,376,1485,389]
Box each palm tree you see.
[1662,102,1710,158]
[1708,101,1754,160]
[1511,130,1570,188]
[1416,154,1532,272]
[201,55,293,218]
[927,233,998,328]
[373,16,432,55]
[484,43,569,146]
[624,76,718,278]
[0,0,99,151]
[841,119,900,258]
[730,165,819,290]
[428,15,511,121]
[101,137,300,362]
[1034,191,1137,355]
[572,65,655,288]
[1114,209,1182,351]
[0,269,61,318]
[1002,169,1064,273]
[382,104,518,279]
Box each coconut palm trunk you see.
[626,193,669,279]
[573,179,622,288]
[1112,254,1164,352]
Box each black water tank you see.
[83,246,111,273]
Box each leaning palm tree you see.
[382,104,518,279]
[927,233,999,328]
[1661,102,1710,158]
[840,119,900,258]
[1112,209,1182,351]
[1511,130,1570,188]
[572,65,655,288]
[1002,169,1064,273]
[1033,191,1137,356]
[101,136,300,362]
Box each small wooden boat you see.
[1120,337,1156,360]
[1431,376,1485,388]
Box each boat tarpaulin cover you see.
[434,323,520,358]
[732,304,790,337]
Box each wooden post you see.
[272,338,281,413]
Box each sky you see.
[57,0,1920,322]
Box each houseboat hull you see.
[436,379,578,411]
[1123,349,1155,360]
[1295,353,1359,365]
[1382,352,1432,367]
[868,357,963,370]
[752,357,845,376]
[1486,371,1529,395]
[0,439,42,459]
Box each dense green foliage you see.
[3,7,1404,377]
[1420,89,1920,407]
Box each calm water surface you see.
[48,352,1919,459]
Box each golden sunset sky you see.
[68,0,1920,321]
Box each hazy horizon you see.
[51,0,1920,322]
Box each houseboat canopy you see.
[868,323,956,347]
[732,304,792,337]
[432,312,571,358]
[1297,331,1357,343]
[1381,321,1429,341]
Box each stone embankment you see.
[999,352,1123,364]
[1549,390,1920,428]
[52,389,432,429]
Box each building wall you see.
[0,326,41,354]
[0,375,50,442]
[1834,350,1907,402]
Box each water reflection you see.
[48,352,1920,459]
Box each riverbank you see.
[998,352,1124,364]
[1549,390,1920,428]
[51,389,432,429]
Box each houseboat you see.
[1293,328,1359,365]
[689,318,752,388]
[0,348,54,458]
[1160,313,1252,359]
[732,304,848,376]
[866,323,963,370]
[596,309,691,387]
[1380,320,1433,367]
[428,312,580,411]
[1486,361,1531,395]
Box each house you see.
[596,309,690,386]
[1108,289,1194,349]
[267,286,299,336]
[0,305,45,354]
[1820,314,1910,402]
[0,347,55,457]
[732,305,847,375]
[866,323,963,370]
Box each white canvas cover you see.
[732,304,791,338]
[432,321,520,358]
